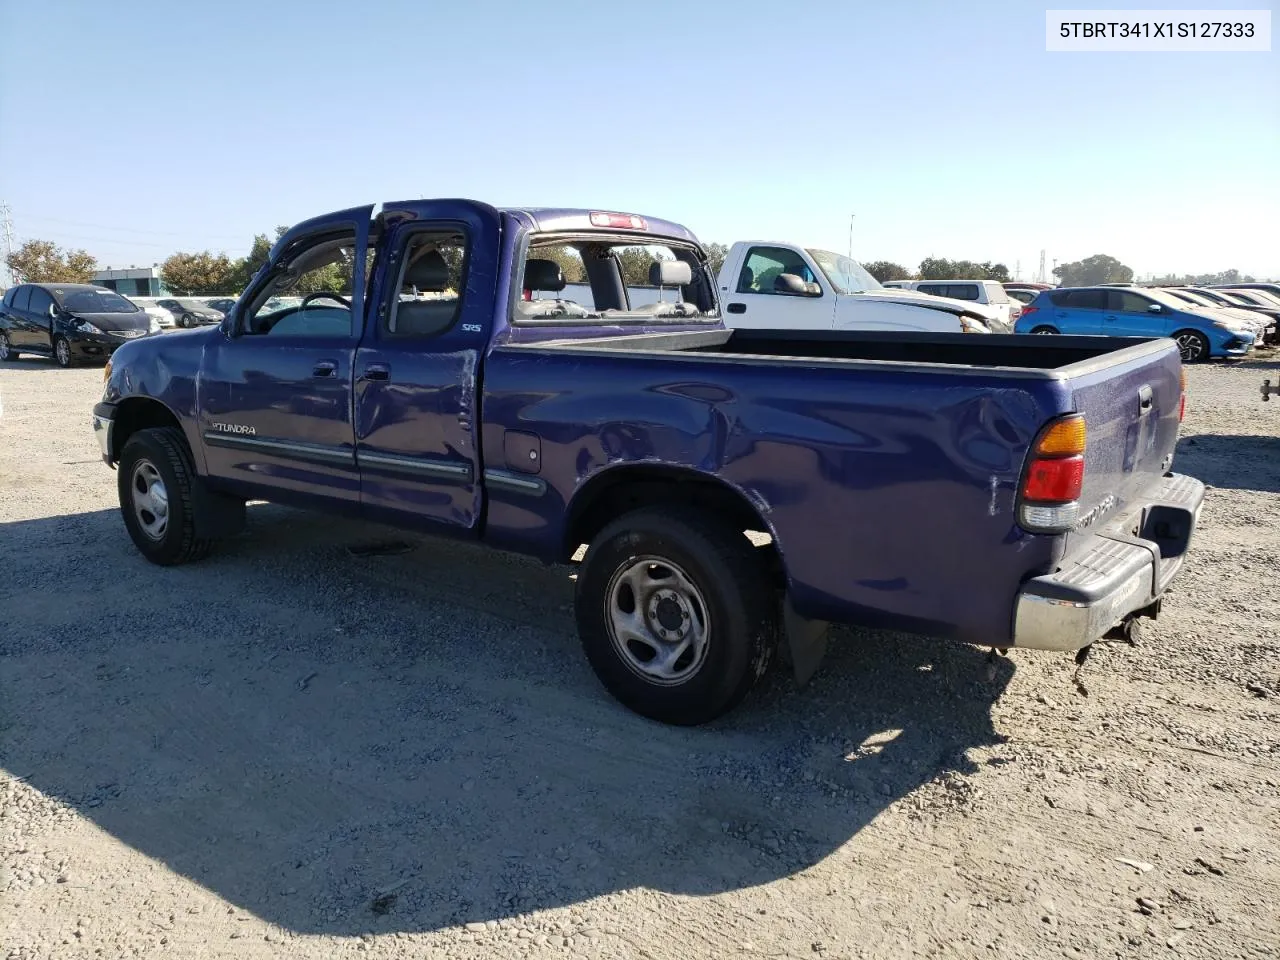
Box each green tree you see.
[6,239,97,283]
[1053,254,1134,287]
[617,247,661,286]
[227,225,288,293]
[527,245,586,284]
[703,242,729,277]
[863,260,912,282]
[160,251,236,295]
[918,257,1011,282]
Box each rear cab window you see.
[1051,289,1107,309]
[983,282,1009,304]
[921,282,981,301]
[515,235,718,324]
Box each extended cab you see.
[717,242,1000,333]
[93,200,1204,724]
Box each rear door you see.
[1049,289,1106,334]
[721,245,833,329]
[24,287,56,352]
[198,205,374,505]
[4,286,37,349]
[353,200,502,533]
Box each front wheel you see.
[179,315,192,328]
[575,506,778,725]
[1030,326,1059,335]
[1174,330,1211,363]
[117,426,214,565]
[53,336,72,367]
[0,332,16,361]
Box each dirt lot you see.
[1,353,1277,960]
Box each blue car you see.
[1016,286,1255,362]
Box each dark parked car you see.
[156,298,223,328]
[204,298,238,317]
[0,283,158,367]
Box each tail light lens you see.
[1020,305,1039,321]
[1018,414,1086,532]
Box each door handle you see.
[359,363,391,382]
[312,360,338,377]
[727,303,746,314]
[1137,384,1153,414]
[1104,315,1117,322]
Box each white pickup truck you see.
[715,242,999,334]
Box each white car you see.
[889,279,1021,333]
[716,243,997,335]
[129,297,176,329]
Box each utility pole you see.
[847,213,855,261]
[0,202,15,286]
[1038,249,1046,284]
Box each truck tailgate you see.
[1064,339,1183,543]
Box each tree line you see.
[3,236,1262,294]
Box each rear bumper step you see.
[1012,472,1205,652]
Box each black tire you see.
[575,506,778,725]
[1173,329,1211,363]
[53,336,72,368]
[1030,326,1059,335]
[117,426,215,565]
[179,315,192,328]
[0,332,16,361]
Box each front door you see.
[1104,289,1162,337]
[722,245,833,329]
[198,205,375,507]
[353,200,502,532]
[21,287,56,353]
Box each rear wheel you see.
[1030,326,1059,335]
[575,506,778,725]
[53,337,72,367]
[1173,330,1210,363]
[118,426,214,565]
[0,333,16,361]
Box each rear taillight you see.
[1018,414,1086,532]
[1020,305,1039,321]
[1179,366,1187,422]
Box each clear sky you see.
[1,0,1277,280]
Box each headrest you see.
[524,258,565,292]
[650,260,692,287]
[405,250,449,292]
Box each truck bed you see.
[485,328,1183,645]
[524,328,1164,374]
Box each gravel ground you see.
[1,352,1277,960]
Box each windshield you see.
[59,290,139,314]
[805,249,883,294]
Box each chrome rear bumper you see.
[1012,473,1205,651]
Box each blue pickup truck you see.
[92,200,1205,724]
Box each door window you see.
[2,287,14,308]
[920,283,981,301]
[12,286,30,311]
[1060,289,1107,310]
[1108,290,1155,313]
[27,288,55,323]
[244,230,365,337]
[384,230,468,338]
[736,246,819,295]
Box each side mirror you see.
[775,273,820,297]
[1148,303,1163,313]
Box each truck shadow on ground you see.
[1,505,1014,936]
[1176,434,1280,493]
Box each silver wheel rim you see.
[56,339,70,365]
[605,556,710,686]
[0,335,9,359]
[1176,333,1205,362]
[1033,328,1056,335]
[130,459,170,541]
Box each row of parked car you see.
[0,287,301,366]
[1007,281,1280,362]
